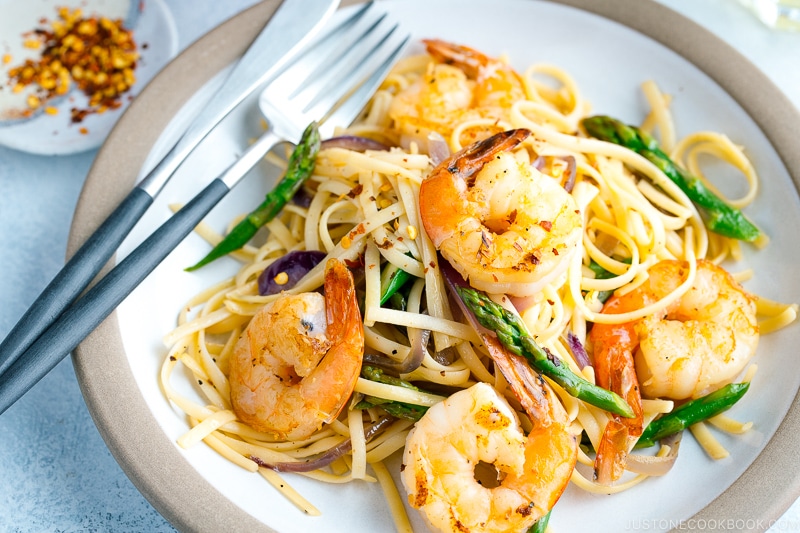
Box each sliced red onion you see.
[532,155,576,192]
[320,135,389,152]
[562,155,577,193]
[432,345,458,366]
[290,186,313,208]
[625,433,682,476]
[257,250,327,295]
[251,416,394,473]
[363,328,430,374]
[427,131,450,165]
[440,260,495,340]
[566,330,591,370]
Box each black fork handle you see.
[0,178,230,415]
[0,187,154,377]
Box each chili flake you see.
[7,7,139,122]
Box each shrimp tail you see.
[594,419,630,485]
[444,128,530,180]
[318,258,364,424]
[423,38,487,79]
[456,284,635,418]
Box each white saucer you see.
[0,0,177,155]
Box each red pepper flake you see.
[507,209,517,225]
[7,6,139,123]
[344,254,365,269]
[347,184,363,198]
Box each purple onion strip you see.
[257,250,327,296]
[363,328,430,374]
[565,330,591,369]
[562,155,577,193]
[427,131,450,166]
[439,260,496,341]
[251,417,394,473]
[320,135,389,152]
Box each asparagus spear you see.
[635,382,750,449]
[355,366,430,421]
[186,122,321,271]
[379,261,413,305]
[581,115,761,242]
[528,510,551,533]
[457,287,634,419]
[587,260,616,303]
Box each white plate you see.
[0,0,177,155]
[71,1,800,532]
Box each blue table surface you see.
[1,0,798,531]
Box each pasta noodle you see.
[160,39,798,531]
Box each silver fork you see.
[211,2,408,195]
[0,4,409,415]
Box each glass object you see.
[739,0,800,30]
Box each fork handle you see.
[0,187,154,378]
[0,178,230,416]
[0,126,285,415]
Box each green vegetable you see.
[361,365,418,390]
[528,510,551,533]
[379,262,413,306]
[582,115,761,242]
[635,382,750,449]
[587,260,616,303]
[457,286,634,418]
[385,291,406,312]
[186,122,321,271]
[355,366,429,421]
[355,397,427,421]
[587,258,633,303]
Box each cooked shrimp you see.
[425,39,526,110]
[401,382,577,533]
[388,39,526,148]
[229,258,364,441]
[590,259,759,401]
[419,128,582,297]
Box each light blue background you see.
[0,0,798,531]
[0,1,259,531]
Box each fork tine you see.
[319,34,410,137]
[301,19,397,114]
[258,4,409,141]
[279,2,376,97]
[288,5,383,100]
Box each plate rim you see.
[70,1,800,532]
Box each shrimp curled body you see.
[389,39,526,148]
[401,382,576,533]
[229,259,364,440]
[419,128,582,297]
[590,259,759,401]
